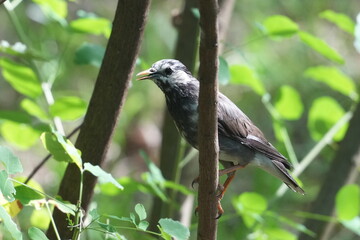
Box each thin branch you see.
[197,0,219,239]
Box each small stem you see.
[72,169,84,240]
[45,201,61,240]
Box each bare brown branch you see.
[46,0,151,238]
[197,0,220,239]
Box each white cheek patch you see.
[172,71,192,84]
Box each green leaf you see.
[70,17,111,38]
[308,97,347,141]
[263,15,299,37]
[158,218,190,240]
[274,85,303,120]
[0,146,23,174]
[14,185,43,205]
[0,170,16,202]
[74,42,105,68]
[138,221,149,231]
[89,208,100,220]
[28,227,49,240]
[20,99,49,120]
[264,228,296,240]
[30,208,50,230]
[97,221,117,232]
[135,203,147,221]
[0,206,23,240]
[230,65,265,95]
[218,57,230,85]
[40,131,82,169]
[33,0,67,24]
[232,192,267,228]
[299,31,345,64]
[49,96,87,120]
[304,66,357,100]
[0,58,42,98]
[1,121,41,149]
[320,10,355,35]
[0,111,32,124]
[336,184,360,221]
[342,217,360,236]
[83,163,123,190]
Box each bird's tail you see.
[272,160,305,195]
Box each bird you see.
[136,59,304,216]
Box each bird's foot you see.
[194,198,224,219]
[191,176,199,189]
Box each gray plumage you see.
[137,59,304,194]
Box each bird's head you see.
[136,59,195,91]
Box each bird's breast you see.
[166,94,199,148]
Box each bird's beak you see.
[136,69,154,81]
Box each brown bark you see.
[149,0,199,231]
[197,0,220,239]
[46,1,151,239]
[299,103,360,240]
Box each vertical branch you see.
[197,0,219,239]
[46,0,151,239]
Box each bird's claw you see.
[191,177,199,189]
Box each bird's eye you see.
[164,67,173,75]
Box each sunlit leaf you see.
[49,96,87,121]
[33,0,68,24]
[263,15,299,37]
[232,192,267,228]
[28,227,49,240]
[0,171,16,202]
[41,131,82,169]
[0,206,22,240]
[135,203,147,221]
[342,217,360,236]
[158,218,190,240]
[218,57,230,85]
[30,208,51,230]
[0,58,42,98]
[21,99,49,121]
[299,31,345,64]
[320,10,355,35]
[336,184,360,221]
[230,65,265,95]
[264,228,296,240]
[304,66,357,100]
[70,17,111,38]
[274,85,303,120]
[84,163,123,190]
[74,42,105,68]
[1,121,41,149]
[0,146,23,174]
[308,97,347,141]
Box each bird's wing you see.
[217,93,292,170]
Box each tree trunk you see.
[197,0,220,239]
[299,102,360,240]
[46,1,150,238]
